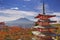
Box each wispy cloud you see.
[0,16,20,22]
[0,9,60,22]
[0,9,37,22]
[10,7,19,10]
[0,9,37,16]
[24,0,31,1]
[52,12,60,16]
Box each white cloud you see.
[0,9,37,16]
[0,9,37,22]
[24,0,31,1]
[0,9,60,23]
[0,16,20,22]
[52,12,60,16]
[10,7,19,10]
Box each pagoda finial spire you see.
[42,0,45,14]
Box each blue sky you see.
[0,0,60,12]
[0,0,60,22]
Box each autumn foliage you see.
[0,22,33,40]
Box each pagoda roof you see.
[43,25,58,29]
[32,31,60,36]
[42,32,60,36]
[35,14,56,18]
[37,14,56,17]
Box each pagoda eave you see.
[35,14,56,18]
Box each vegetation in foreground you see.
[0,22,60,40]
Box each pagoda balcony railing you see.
[37,20,56,23]
[33,28,56,33]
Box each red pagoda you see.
[32,1,58,40]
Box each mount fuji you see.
[6,18,34,28]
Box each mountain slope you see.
[6,18,34,28]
